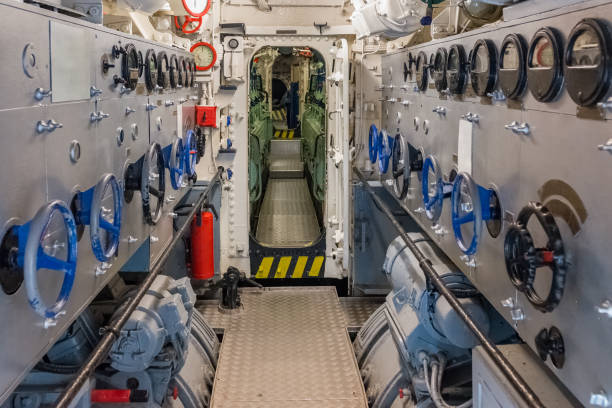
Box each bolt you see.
[590,392,610,407]
[596,300,612,318]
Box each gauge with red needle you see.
[182,0,211,17]
[190,42,217,71]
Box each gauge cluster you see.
[0,3,204,402]
[379,4,612,407]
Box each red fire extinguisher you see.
[190,211,214,279]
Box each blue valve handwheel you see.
[421,155,451,222]
[90,174,122,262]
[378,129,393,174]
[451,172,494,255]
[368,124,379,164]
[170,138,185,190]
[184,129,198,177]
[19,200,78,319]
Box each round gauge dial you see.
[122,43,140,90]
[138,50,144,77]
[470,39,498,97]
[190,42,217,71]
[184,59,191,88]
[499,33,528,100]
[447,44,468,94]
[178,57,185,87]
[527,27,564,102]
[180,57,188,87]
[157,51,169,89]
[144,49,158,92]
[182,0,211,17]
[433,47,448,92]
[565,18,612,106]
[190,60,196,87]
[169,55,179,88]
[415,51,429,92]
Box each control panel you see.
[377,2,612,406]
[0,1,203,402]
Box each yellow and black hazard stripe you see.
[254,255,325,279]
[273,129,295,139]
[271,108,287,122]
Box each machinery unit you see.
[0,1,201,401]
[373,2,612,405]
[355,234,513,407]
[2,0,612,406]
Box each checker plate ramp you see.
[209,287,368,408]
[255,178,320,247]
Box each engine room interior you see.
[0,0,611,407]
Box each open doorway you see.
[248,46,326,248]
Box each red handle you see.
[91,389,131,403]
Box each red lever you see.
[91,389,131,403]
[399,387,404,399]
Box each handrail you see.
[354,167,545,408]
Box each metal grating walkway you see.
[255,178,320,247]
[208,287,368,408]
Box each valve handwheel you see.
[75,174,122,262]
[504,201,567,313]
[184,129,198,177]
[391,133,409,199]
[368,124,380,164]
[378,129,393,174]
[174,15,203,34]
[451,172,501,256]
[167,137,186,190]
[20,201,78,320]
[421,155,452,222]
[142,143,166,225]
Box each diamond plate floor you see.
[255,178,320,247]
[208,287,368,408]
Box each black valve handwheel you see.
[142,143,166,225]
[504,201,567,313]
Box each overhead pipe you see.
[353,167,545,408]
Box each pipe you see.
[54,168,223,408]
[353,168,545,408]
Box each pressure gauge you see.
[157,51,169,89]
[137,50,144,78]
[447,44,468,95]
[184,59,191,88]
[527,27,564,102]
[470,39,498,97]
[190,60,196,87]
[121,43,139,90]
[565,18,612,107]
[179,57,188,87]
[170,55,179,88]
[190,42,217,71]
[144,49,158,92]
[182,0,211,17]
[499,33,528,100]
[415,51,429,92]
[433,47,448,93]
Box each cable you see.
[423,355,472,408]
[35,361,81,375]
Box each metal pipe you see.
[54,168,223,408]
[353,168,546,408]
